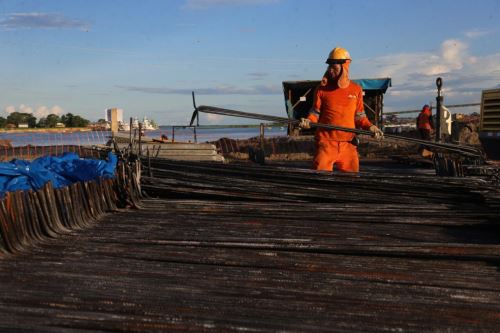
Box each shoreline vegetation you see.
[0,127,93,133]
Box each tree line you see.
[0,112,90,128]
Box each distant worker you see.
[161,134,169,141]
[416,104,434,140]
[299,47,384,172]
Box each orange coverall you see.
[417,106,434,140]
[307,81,373,172]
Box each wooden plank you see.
[155,149,218,156]
[145,143,217,150]
[152,155,225,162]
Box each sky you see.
[1,0,499,125]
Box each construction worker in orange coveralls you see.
[416,104,434,140]
[299,47,384,172]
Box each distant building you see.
[105,108,123,122]
[18,123,29,129]
[55,122,66,128]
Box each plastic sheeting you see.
[352,78,392,93]
[0,152,117,197]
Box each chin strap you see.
[337,61,350,89]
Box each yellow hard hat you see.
[326,47,351,64]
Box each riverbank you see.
[0,127,93,133]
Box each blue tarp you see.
[352,78,392,93]
[0,152,117,197]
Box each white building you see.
[105,108,123,123]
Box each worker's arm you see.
[369,124,384,140]
[299,108,319,129]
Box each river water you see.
[0,126,288,147]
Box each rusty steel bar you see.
[194,105,483,158]
[140,158,499,209]
[0,156,143,255]
[384,103,481,115]
[0,155,498,331]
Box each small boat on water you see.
[142,117,158,130]
[118,117,158,131]
[132,118,140,130]
[118,121,130,131]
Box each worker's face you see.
[327,64,342,79]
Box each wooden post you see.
[110,108,119,135]
[147,148,152,177]
[288,89,293,136]
[435,77,443,142]
[138,123,143,158]
[129,117,133,147]
[260,123,265,148]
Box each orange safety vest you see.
[417,109,433,130]
[307,81,372,142]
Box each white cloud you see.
[355,37,500,110]
[19,104,33,114]
[205,114,224,123]
[184,0,279,10]
[361,38,474,79]
[117,83,281,95]
[34,105,64,118]
[35,106,50,118]
[441,39,467,71]
[0,12,89,30]
[369,39,469,78]
[465,29,491,39]
[248,72,269,79]
[4,105,65,118]
[426,64,450,76]
[50,105,64,116]
[4,106,16,114]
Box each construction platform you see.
[0,159,498,332]
[111,132,225,162]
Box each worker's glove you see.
[299,118,311,129]
[369,125,384,140]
